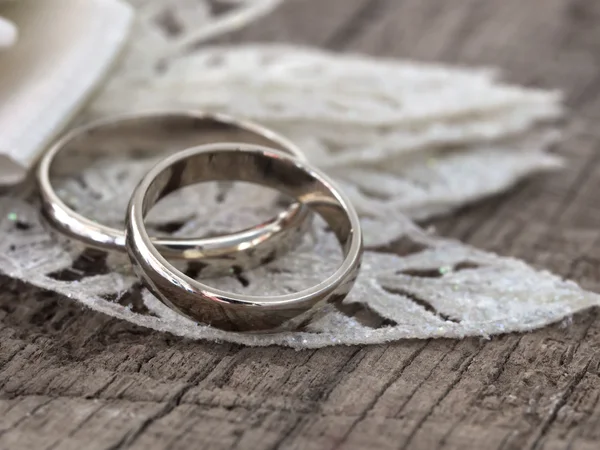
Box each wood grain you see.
[2,0,600,449]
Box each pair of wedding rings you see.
[36,111,363,332]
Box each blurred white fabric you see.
[0,0,133,186]
[0,16,16,48]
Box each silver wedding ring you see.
[126,143,363,332]
[37,111,312,276]
[37,111,364,332]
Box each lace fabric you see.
[1,195,597,348]
[90,43,564,245]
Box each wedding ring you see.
[37,111,312,276]
[126,143,363,332]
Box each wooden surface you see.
[2,0,600,449]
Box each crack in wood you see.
[105,345,237,449]
[399,343,484,450]
[332,342,430,449]
[45,402,106,450]
[526,315,600,450]
[436,336,523,447]
[0,397,54,439]
[528,357,593,450]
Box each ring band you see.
[37,111,312,276]
[125,143,363,332]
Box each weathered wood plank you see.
[0,397,165,450]
[2,0,600,449]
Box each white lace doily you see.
[1,195,598,348]
[1,0,597,347]
[91,42,564,236]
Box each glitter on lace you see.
[439,266,452,275]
